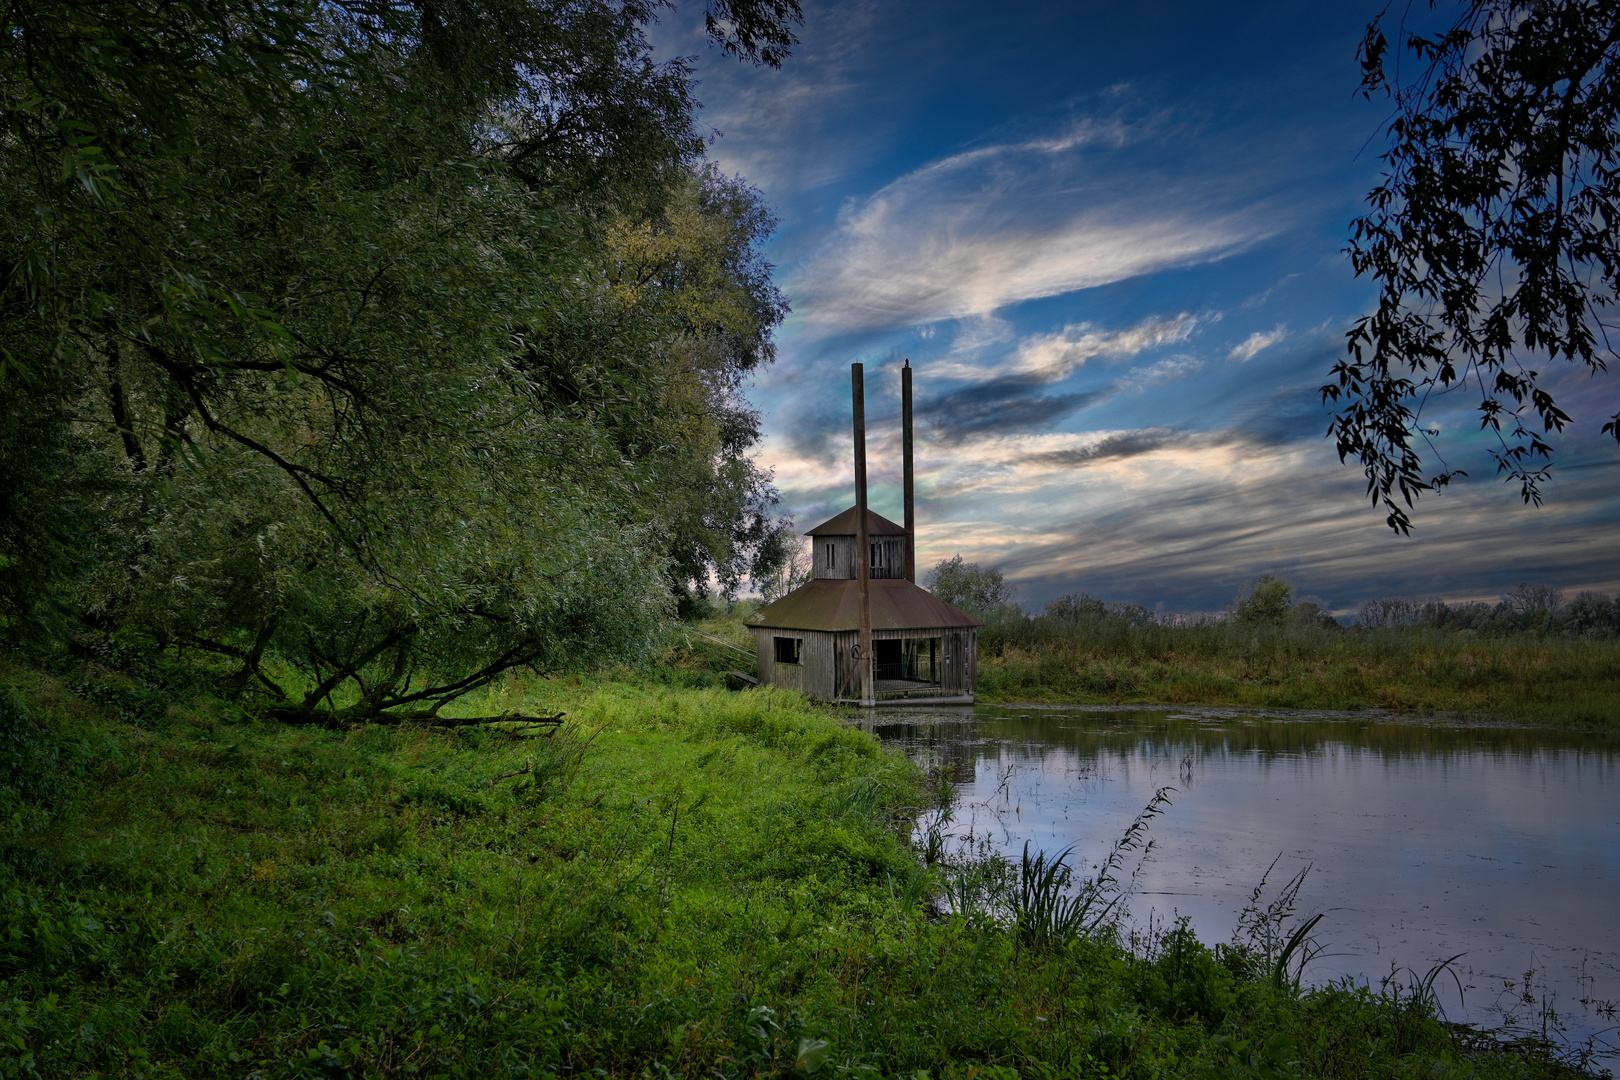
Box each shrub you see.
[1233,575,1294,625]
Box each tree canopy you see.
[925,556,1018,622]
[0,0,802,721]
[1327,0,1620,532]
[1231,575,1295,626]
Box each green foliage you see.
[1130,921,1242,1029]
[1357,589,1620,639]
[1,1,800,713]
[599,165,796,613]
[0,364,101,645]
[0,690,85,820]
[1566,592,1620,638]
[0,660,1590,1078]
[1046,593,1156,628]
[1233,575,1295,626]
[926,556,1019,622]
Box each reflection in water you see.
[859,704,1620,1065]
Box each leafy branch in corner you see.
[1327,0,1620,532]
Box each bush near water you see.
[0,649,1598,1078]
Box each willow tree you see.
[0,0,799,722]
[1328,0,1620,532]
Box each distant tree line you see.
[1355,586,1620,639]
[926,557,1620,641]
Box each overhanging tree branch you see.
[1330,0,1620,531]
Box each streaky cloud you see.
[933,313,1200,383]
[791,112,1287,333]
[925,378,1116,446]
[1022,430,1177,467]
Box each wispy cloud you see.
[933,313,1199,382]
[789,114,1287,333]
[667,0,901,199]
[1122,355,1205,390]
[1228,325,1288,361]
[1021,429,1177,467]
[690,0,1620,612]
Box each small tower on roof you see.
[807,507,907,581]
[747,362,980,705]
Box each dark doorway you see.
[873,638,902,679]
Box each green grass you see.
[974,623,1620,725]
[689,603,1620,725]
[0,656,1597,1078]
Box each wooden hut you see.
[747,363,980,705]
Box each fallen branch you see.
[491,758,532,784]
[261,707,565,730]
[502,721,566,736]
[416,711,565,730]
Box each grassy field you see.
[0,653,1599,1078]
[973,623,1620,725]
[687,606,1620,726]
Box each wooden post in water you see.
[902,360,915,584]
[852,363,875,707]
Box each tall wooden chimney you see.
[851,363,875,707]
[902,360,915,584]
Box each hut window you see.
[773,637,802,665]
[870,542,885,570]
[824,542,835,568]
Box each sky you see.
[658,0,1620,615]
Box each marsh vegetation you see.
[977,619,1620,724]
[903,560,1620,725]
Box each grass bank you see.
[0,656,1596,1078]
[973,623,1620,726]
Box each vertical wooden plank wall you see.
[754,629,844,699]
[966,630,978,693]
[757,627,977,700]
[804,631,837,700]
[812,537,854,578]
[753,631,770,686]
[810,535,906,580]
[874,537,905,578]
[937,628,980,694]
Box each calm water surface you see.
[862,704,1620,1064]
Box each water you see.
[863,703,1620,1066]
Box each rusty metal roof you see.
[747,578,982,632]
[805,505,907,536]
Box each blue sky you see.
[661,1,1619,615]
